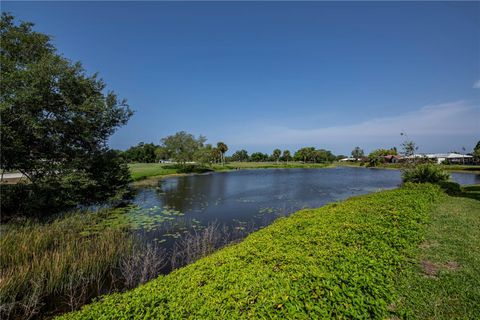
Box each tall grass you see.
[0,211,166,319]
[0,212,257,319]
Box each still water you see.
[117,167,479,246]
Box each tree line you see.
[120,134,340,165]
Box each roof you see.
[406,153,473,159]
[384,155,402,159]
[427,153,472,159]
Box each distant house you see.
[339,157,357,162]
[383,155,402,163]
[426,153,473,164]
[405,153,473,164]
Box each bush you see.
[402,164,450,184]
[1,151,132,220]
[175,164,212,174]
[59,184,441,320]
[437,180,462,195]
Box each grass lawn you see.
[129,162,332,181]
[128,163,178,181]
[213,161,331,171]
[335,161,480,173]
[58,184,445,319]
[395,185,480,319]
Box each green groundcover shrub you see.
[58,184,441,320]
[437,180,462,195]
[402,164,450,184]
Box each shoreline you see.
[131,163,480,187]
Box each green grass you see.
[214,161,331,171]
[440,164,480,174]
[128,162,332,183]
[58,184,441,319]
[335,161,480,173]
[128,163,178,181]
[128,162,332,181]
[395,185,480,319]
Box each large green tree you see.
[294,147,315,162]
[282,150,292,163]
[161,131,206,165]
[351,146,364,159]
[123,142,158,163]
[231,149,249,162]
[0,14,133,216]
[272,149,281,163]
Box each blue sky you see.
[3,1,479,155]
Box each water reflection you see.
[126,167,479,246]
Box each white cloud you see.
[474,80,480,89]
[224,101,480,151]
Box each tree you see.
[313,149,336,163]
[216,142,228,166]
[272,149,281,163]
[194,143,214,166]
[473,141,480,159]
[0,14,133,216]
[161,131,206,165]
[231,149,249,162]
[282,150,292,163]
[124,142,158,163]
[351,147,364,160]
[400,132,418,164]
[400,141,417,157]
[211,148,222,164]
[294,147,315,162]
[367,148,397,167]
[155,146,170,162]
[250,152,269,162]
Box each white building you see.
[406,153,473,164]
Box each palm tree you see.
[282,150,291,163]
[216,142,228,166]
[211,148,221,164]
[272,149,281,164]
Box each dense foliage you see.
[59,184,441,319]
[123,142,160,163]
[402,163,450,184]
[160,131,206,165]
[0,14,132,217]
[230,149,249,162]
[293,147,336,163]
[351,146,364,159]
[367,148,398,166]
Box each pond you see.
[110,167,480,249]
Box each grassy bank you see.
[212,161,331,171]
[129,162,332,181]
[128,163,178,181]
[59,184,442,319]
[129,162,480,183]
[395,185,480,319]
[334,161,480,173]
